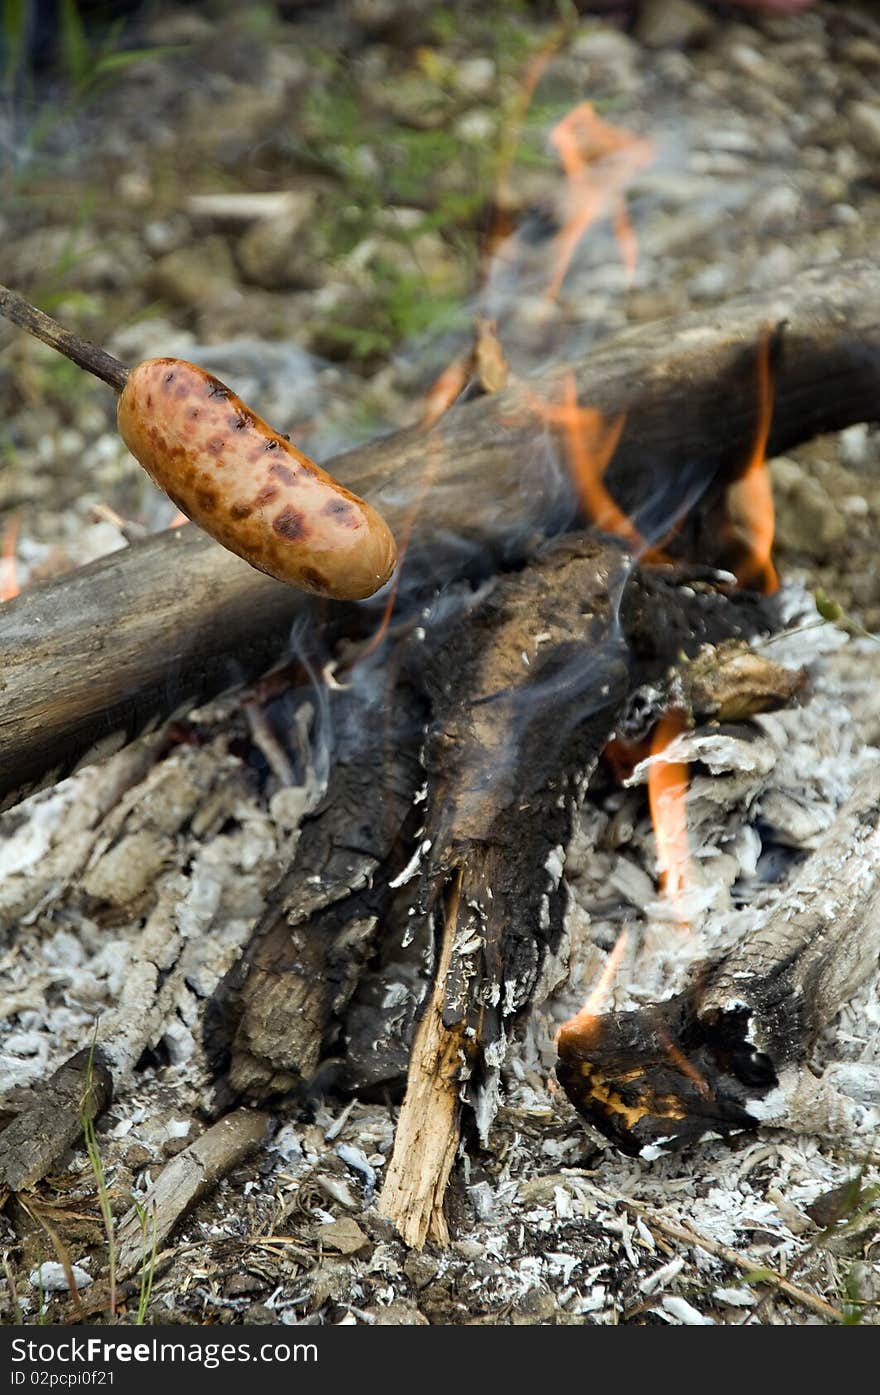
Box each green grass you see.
[80,1029,117,1319]
[133,1201,158,1325]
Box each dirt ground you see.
[2,0,880,1326]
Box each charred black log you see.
[557,765,880,1157]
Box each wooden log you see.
[2,259,879,809]
[114,1110,270,1277]
[0,1049,112,1202]
[556,764,880,1158]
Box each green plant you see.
[2,3,190,190]
[80,1028,116,1318]
[815,588,880,645]
[133,1200,158,1325]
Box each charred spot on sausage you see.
[323,499,358,526]
[273,507,308,541]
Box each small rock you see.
[840,424,871,467]
[452,1237,483,1261]
[188,192,305,230]
[404,1252,440,1290]
[224,1274,264,1299]
[752,184,802,229]
[143,218,191,256]
[512,1288,559,1321]
[849,101,880,159]
[637,0,714,49]
[769,457,846,559]
[571,27,642,93]
[30,1262,92,1293]
[840,38,880,71]
[152,238,239,313]
[236,194,321,290]
[370,1302,428,1325]
[455,109,495,144]
[456,57,495,99]
[747,243,798,291]
[320,1217,370,1256]
[688,263,734,302]
[116,170,153,208]
[245,1303,277,1325]
[125,1143,153,1170]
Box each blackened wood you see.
[557,764,880,1157]
[2,258,878,809]
[212,673,427,1100]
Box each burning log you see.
[207,538,777,1246]
[556,764,880,1158]
[1,259,879,810]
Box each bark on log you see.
[2,259,879,809]
[0,1049,112,1202]
[556,763,880,1157]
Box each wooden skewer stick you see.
[0,282,130,391]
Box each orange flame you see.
[647,709,692,928]
[555,928,629,1049]
[528,373,653,553]
[0,513,21,601]
[546,102,653,303]
[728,327,778,594]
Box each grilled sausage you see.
[117,357,397,600]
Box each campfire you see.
[2,0,880,1326]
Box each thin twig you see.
[622,1200,844,1324]
[0,282,129,391]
